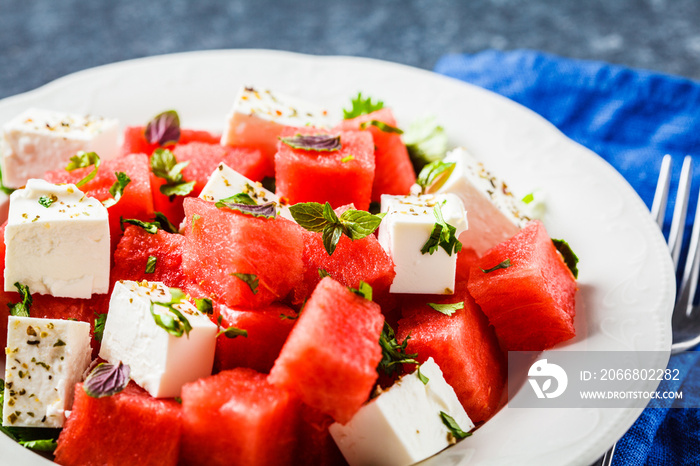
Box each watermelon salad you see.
[0,88,578,466]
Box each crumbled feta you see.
[1,108,119,188]
[2,316,92,428]
[329,358,474,466]
[434,147,530,255]
[99,280,217,398]
[220,87,331,155]
[377,193,467,294]
[4,179,110,298]
[199,162,293,220]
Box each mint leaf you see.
[348,281,373,301]
[280,134,342,152]
[359,120,403,134]
[18,438,58,452]
[420,205,462,256]
[322,224,343,256]
[195,297,213,315]
[223,192,257,206]
[339,209,385,240]
[287,202,327,232]
[120,217,159,234]
[427,301,464,316]
[7,283,31,317]
[343,92,384,119]
[231,273,259,295]
[416,160,456,194]
[38,194,57,208]
[66,151,100,188]
[552,238,579,279]
[318,268,331,279]
[145,110,181,146]
[377,321,420,377]
[83,362,130,398]
[103,171,131,208]
[150,148,194,197]
[403,115,448,172]
[440,411,471,440]
[150,288,193,338]
[215,198,276,219]
[153,212,178,234]
[94,312,108,342]
[145,255,157,274]
[480,259,511,274]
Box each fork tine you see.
[674,187,700,317]
[668,155,693,266]
[651,154,672,228]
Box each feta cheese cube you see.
[220,86,331,156]
[1,108,119,188]
[377,193,467,294]
[3,316,92,428]
[99,280,218,398]
[434,147,531,255]
[199,162,293,220]
[329,358,474,466]
[4,179,110,298]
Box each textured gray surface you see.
[2,0,700,98]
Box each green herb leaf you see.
[318,268,331,279]
[261,176,276,193]
[7,283,31,317]
[195,297,213,315]
[403,115,448,172]
[153,212,179,234]
[174,396,182,404]
[440,411,472,440]
[340,155,355,163]
[359,119,403,134]
[420,205,462,256]
[215,198,276,219]
[552,238,579,279]
[343,92,384,119]
[416,160,456,194]
[38,194,57,208]
[94,313,107,342]
[145,110,181,146]
[348,281,373,301]
[231,273,259,295]
[280,134,342,152]
[145,255,157,274]
[223,192,257,206]
[427,301,464,316]
[120,217,159,234]
[377,321,420,377]
[150,288,193,338]
[289,202,385,256]
[103,172,131,208]
[480,259,511,274]
[66,151,101,188]
[19,438,58,452]
[83,362,130,398]
[0,167,15,196]
[522,193,535,204]
[217,325,248,339]
[280,313,298,320]
[416,366,429,385]
[151,148,194,197]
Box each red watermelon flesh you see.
[467,220,577,351]
[120,125,220,157]
[44,152,154,249]
[213,303,298,374]
[268,277,384,424]
[336,108,415,201]
[274,127,375,211]
[181,197,304,308]
[292,227,395,306]
[54,382,182,466]
[456,246,480,282]
[180,368,300,466]
[397,282,506,423]
[296,403,348,466]
[111,224,188,289]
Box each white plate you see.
[0,50,674,466]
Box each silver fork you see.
[596,154,700,466]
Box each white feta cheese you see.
[220,87,331,157]
[199,162,293,220]
[434,147,531,255]
[3,316,92,428]
[378,193,467,294]
[99,280,218,398]
[329,358,474,466]
[4,179,110,298]
[1,108,119,188]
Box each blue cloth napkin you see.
[434,50,700,466]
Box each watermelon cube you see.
[44,152,154,248]
[180,368,300,466]
[296,404,348,466]
[274,127,375,211]
[120,125,221,157]
[268,277,384,424]
[214,303,298,374]
[181,197,304,308]
[397,282,506,423]
[337,108,415,201]
[467,220,577,351]
[54,382,182,466]
[111,224,188,289]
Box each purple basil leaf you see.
[145,110,181,146]
[83,361,131,398]
[215,200,277,218]
[280,134,342,152]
